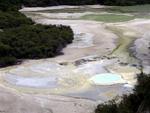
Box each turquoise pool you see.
[89,73,126,85]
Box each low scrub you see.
[95,73,150,113]
[0,24,73,67]
[0,11,33,29]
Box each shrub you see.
[0,24,73,66]
[95,73,150,113]
[0,11,33,29]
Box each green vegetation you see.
[0,0,21,11]
[100,0,150,6]
[0,0,74,67]
[21,0,150,7]
[22,0,96,6]
[0,11,33,29]
[81,14,134,22]
[95,73,150,113]
[1,0,150,8]
[0,25,73,67]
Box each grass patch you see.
[80,14,135,22]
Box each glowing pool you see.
[89,73,126,85]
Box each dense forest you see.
[3,0,149,7]
[0,0,73,67]
[95,73,150,113]
[0,11,33,29]
[0,25,73,67]
[1,0,150,9]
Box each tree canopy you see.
[0,0,74,67]
[13,0,150,7]
[0,11,33,29]
[1,0,150,9]
[0,25,73,67]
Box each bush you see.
[95,100,118,113]
[22,0,150,7]
[1,0,150,10]
[0,11,33,29]
[95,73,150,113]
[0,0,74,67]
[0,0,21,11]
[0,56,17,67]
[22,0,97,7]
[0,24,73,66]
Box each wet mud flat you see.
[1,57,136,101]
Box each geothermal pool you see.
[1,59,135,101]
[89,73,126,85]
[3,73,125,88]
[2,71,133,101]
[4,74,59,88]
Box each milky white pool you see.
[89,73,126,85]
